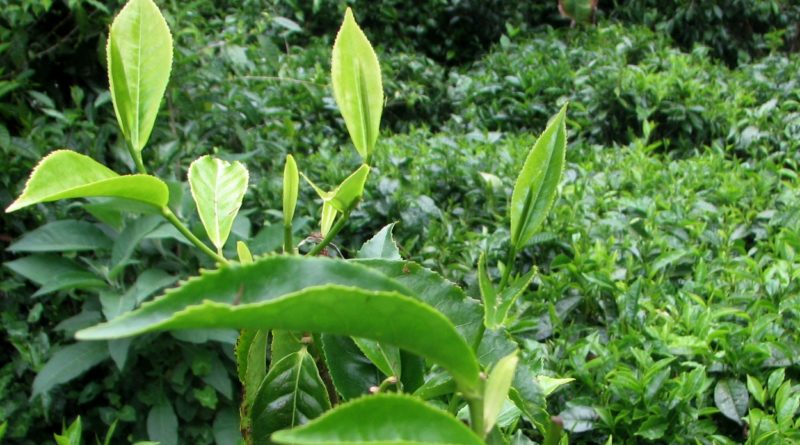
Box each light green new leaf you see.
[510,104,568,249]
[237,241,253,264]
[283,154,299,228]
[537,375,575,397]
[331,8,383,161]
[272,394,483,445]
[251,349,331,444]
[238,329,268,436]
[304,165,371,214]
[484,351,519,434]
[491,267,536,329]
[358,223,402,260]
[108,0,173,162]
[188,155,249,250]
[320,202,337,237]
[54,417,82,445]
[76,256,481,395]
[6,150,169,212]
[478,252,498,328]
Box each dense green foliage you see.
[2,1,799,444]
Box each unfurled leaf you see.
[5,150,169,212]
[331,8,383,161]
[510,105,567,250]
[484,351,519,434]
[76,256,481,396]
[491,267,535,328]
[715,379,749,425]
[283,154,299,228]
[108,0,173,163]
[321,334,382,400]
[8,220,111,252]
[357,222,402,260]
[271,394,483,445]
[188,155,249,251]
[147,401,178,445]
[304,165,371,213]
[251,348,331,444]
[352,338,402,379]
[33,342,109,397]
[536,375,575,397]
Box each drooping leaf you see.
[251,348,331,444]
[271,394,483,445]
[484,351,519,434]
[5,150,169,212]
[331,8,383,161]
[8,220,111,252]
[33,342,109,397]
[284,154,299,228]
[714,379,749,425]
[352,259,483,344]
[108,0,173,161]
[146,400,178,445]
[77,256,481,395]
[188,155,249,251]
[358,223,402,260]
[321,334,382,400]
[509,105,567,250]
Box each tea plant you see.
[6,0,569,443]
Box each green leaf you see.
[111,215,162,270]
[536,375,575,397]
[188,155,249,251]
[491,267,535,328]
[271,394,483,445]
[8,220,111,252]
[747,374,766,407]
[331,8,383,161]
[272,330,305,364]
[484,351,519,434]
[321,334,382,400]
[714,379,749,425]
[252,349,331,444]
[509,105,567,249]
[54,417,82,445]
[108,0,173,161]
[357,222,402,260]
[147,401,178,445]
[5,150,169,212]
[478,252,497,328]
[303,165,371,214]
[352,338,402,379]
[33,342,109,397]
[320,202,337,237]
[240,329,268,431]
[284,154,299,228]
[237,241,254,263]
[77,256,481,395]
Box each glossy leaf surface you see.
[321,334,382,400]
[510,105,567,249]
[6,150,169,212]
[331,8,383,160]
[108,0,173,156]
[352,338,402,379]
[251,349,331,444]
[77,256,481,395]
[188,155,249,250]
[271,394,483,445]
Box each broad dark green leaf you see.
[110,215,162,272]
[147,401,178,445]
[331,8,383,161]
[5,254,105,297]
[509,104,567,249]
[321,334,382,400]
[77,256,481,395]
[252,349,331,444]
[714,379,749,425]
[358,223,402,260]
[33,342,109,396]
[8,220,111,252]
[108,0,173,158]
[271,394,483,445]
[100,269,177,320]
[353,259,483,344]
[559,405,597,433]
[5,150,169,212]
[188,155,249,250]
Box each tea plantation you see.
[1,1,799,444]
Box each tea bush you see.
[2,1,800,444]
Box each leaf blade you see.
[188,155,249,250]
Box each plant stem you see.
[161,207,228,264]
[467,396,485,437]
[283,224,293,254]
[308,210,351,256]
[498,245,517,291]
[128,144,147,175]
